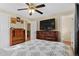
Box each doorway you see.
[27,23,31,41]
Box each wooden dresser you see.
[10,28,25,46]
[36,31,59,41]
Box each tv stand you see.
[36,31,59,42]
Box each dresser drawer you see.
[37,31,59,42]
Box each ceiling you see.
[0,3,75,20]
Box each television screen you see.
[40,18,55,31]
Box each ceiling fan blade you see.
[35,10,43,14]
[36,4,45,8]
[25,3,29,5]
[17,8,28,11]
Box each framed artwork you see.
[11,18,17,24]
[11,17,24,24]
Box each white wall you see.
[31,21,37,40]
[24,20,30,41]
[10,21,24,29]
[0,12,10,48]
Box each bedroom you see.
[0,3,76,56]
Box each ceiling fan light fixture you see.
[28,9,35,13]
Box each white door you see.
[60,14,74,47]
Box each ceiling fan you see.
[17,3,45,15]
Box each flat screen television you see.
[40,18,55,31]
